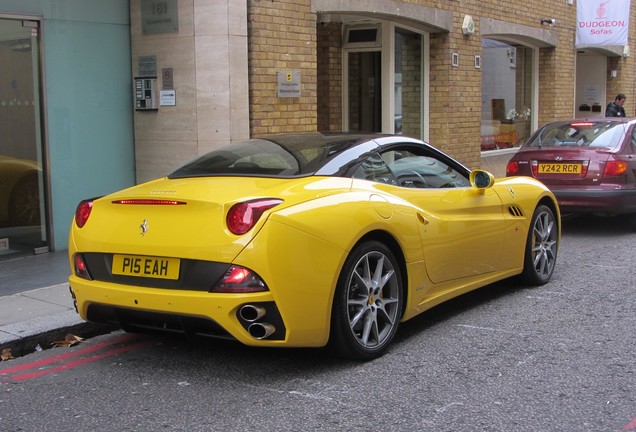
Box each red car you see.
[506,119,636,228]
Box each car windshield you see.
[169,133,373,178]
[526,120,629,150]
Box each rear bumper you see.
[552,188,636,214]
[68,276,328,347]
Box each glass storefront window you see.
[481,39,533,151]
[0,18,47,259]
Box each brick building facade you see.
[131,0,635,181]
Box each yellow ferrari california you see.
[68,133,560,360]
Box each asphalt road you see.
[1,214,635,432]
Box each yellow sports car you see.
[68,133,560,360]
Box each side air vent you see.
[508,205,524,217]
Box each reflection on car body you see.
[0,155,41,227]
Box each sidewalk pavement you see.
[0,251,114,358]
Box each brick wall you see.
[317,23,342,131]
[248,0,317,135]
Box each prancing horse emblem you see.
[140,219,149,236]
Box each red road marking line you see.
[623,417,636,431]
[10,339,154,381]
[0,333,141,377]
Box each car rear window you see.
[168,134,370,178]
[526,121,629,150]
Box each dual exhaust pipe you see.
[239,304,276,339]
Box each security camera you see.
[540,18,556,26]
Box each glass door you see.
[347,51,381,132]
[0,17,47,259]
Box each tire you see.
[628,213,636,232]
[329,240,403,361]
[9,172,41,226]
[521,204,558,285]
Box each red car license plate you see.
[538,163,581,174]
[112,254,180,280]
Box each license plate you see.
[112,254,180,280]
[538,163,581,174]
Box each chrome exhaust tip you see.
[239,304,267,322]
[248,322,276,339]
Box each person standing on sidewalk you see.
[605,93,627,117]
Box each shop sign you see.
[277,71,301,98]
[141,0,179,35]
[576,0,630,46]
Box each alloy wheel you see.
[345,250,400,350]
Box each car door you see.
[375,147,506,283]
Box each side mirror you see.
[469,170,495,189]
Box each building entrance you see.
[0,17,48,260]
[575,51,607,119]
[340,25,425,139]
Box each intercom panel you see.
[134,77,158,111]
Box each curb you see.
[1,317,118,359]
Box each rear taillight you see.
[73,253,92,280]
[75,200,93,228]
[531,160,538,177]
[506,160,519,176]
[603,161,628,176]
[212,265,268,293]
[226,198,283,235]
[580,160,590,177]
